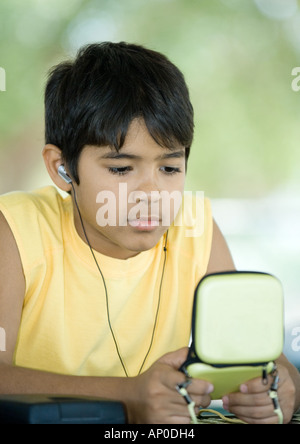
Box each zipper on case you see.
[181,360,275,387]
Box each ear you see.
[42,144,72,192]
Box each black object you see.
[0,395,126,424]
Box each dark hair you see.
[45,42,194,184]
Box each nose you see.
[130,189,161,205]
[131,172,161,204]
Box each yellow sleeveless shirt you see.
[0,187,213,377]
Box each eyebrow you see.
[100,150,186,161]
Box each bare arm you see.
[0,211,25,365]
[0,211,127,399]
[0,212,213,423]
[277,354,300,412]
[206,219,235,275]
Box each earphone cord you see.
[137,229,168,375]
[71,182,168,377]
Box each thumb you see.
[158,347,189,370]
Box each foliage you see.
[1,0,300,197]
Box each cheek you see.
[83,196,101,227]
[117,199,129,225]
[160,192,183,226]
[160,179,185,222]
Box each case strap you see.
[198,409,246,424]
[176,380,198,424]
[176,381,246,424]
[269,367,283,424]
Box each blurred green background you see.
[0,0,299,360]
[1,0,300,197]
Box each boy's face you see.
[73,119,186,259]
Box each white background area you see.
[211,195,300,366]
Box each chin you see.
[125,230,165,253]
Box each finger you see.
[174,380,213,410]
[238,376,272,395]
[223,391,272,408]
[188,377,214,396]
[234,412,281,425]
[228,402,276,421]
[188,379,214,407]
[192,394,212,408]
[161,367,214,397]
[166,414,192,425]
[152,400,194,424]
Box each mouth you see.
[128,217,161,230]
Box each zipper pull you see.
[262,364,269,385]
[268,364,283,424]
[262,362,277,386]
[270,364,279,391]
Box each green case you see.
[181,271,284,400]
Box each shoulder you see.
[168,194,235,277]
[0,210,23,265]
[171,193,213,237]
[0,186,71,271]
[0,186,67,215]
[206,220,235,275]
[178,192,235,275]
[167,194,213,275]
[0,186,70,227]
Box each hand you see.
[125,348,214,424]
[222,363,296,424]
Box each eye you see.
[160,166,182,175]
[108,166,132,176]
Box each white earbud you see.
[58,165,72,184]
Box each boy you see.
[0,42,299,424]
